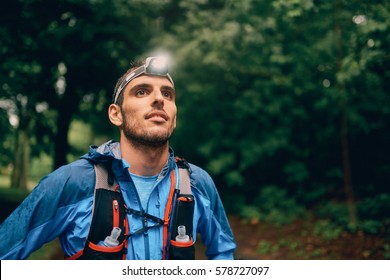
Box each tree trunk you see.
[54,108,72,169]
[335,0,357,227]
[11,127,30,190]
[53,83,81,169]
[340,99,356,227]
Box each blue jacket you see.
[0,141,236,260]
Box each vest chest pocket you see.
[168,194,195,260]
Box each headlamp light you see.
[113,57,174,104]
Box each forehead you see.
[126,74,174,90]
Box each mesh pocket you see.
[169,194,195,260]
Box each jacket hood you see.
[81,140,122,164]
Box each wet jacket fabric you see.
[0,140,236,260]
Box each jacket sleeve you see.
[190,164,236,260]
[0,160,95,259]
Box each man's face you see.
[119,74,177,147]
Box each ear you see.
[108,104,123,127]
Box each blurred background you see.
[0,0,389,260]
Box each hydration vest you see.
[67,157,195,260]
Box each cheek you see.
[120,109,136,127]
[121,105,137,119]
[172,115,177,128]
[171,107,177,127]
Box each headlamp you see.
[113,57,174,104]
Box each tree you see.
[156,0,390,225]
[0,0,170,188]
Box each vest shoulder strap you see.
[175,157,192,195]
[92,163,119,219]
[94,163,118,190]
[94,158,192,194]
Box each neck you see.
[120,136,169,177]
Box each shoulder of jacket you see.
[186,163,218,199]
[42,159,96,206]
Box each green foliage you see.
[316,195,390,235]
[239,205,262,224]
[162,0,390,232]
[238,185,306,226]
[312,219,343,241]
[316,202,350,226]
[0,187,30,203]
[1,0,169,170]
[359,220,384,235]
[283,161,309,184]
[0,173,11,189]
[68,120,93,154]
[255,185,306,226]
[29,153,53,182]
[357,193,390,235]
[0,0,389,247]
[358,193,390,220]
[257,240,279,255]
[0,109,14,167]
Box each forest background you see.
[0,0,389,260]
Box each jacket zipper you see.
[127,166,173,260]
[128,176,151,260]
[143,215,150,260]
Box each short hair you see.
[112,58,145,106]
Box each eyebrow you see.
[161,85,175,92]
[131,83,152,90]
[130,83,175,93]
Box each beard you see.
[122,114,174,148]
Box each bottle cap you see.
[175,225,190,242]
[103,227,121,246]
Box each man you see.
[0,56,236,260]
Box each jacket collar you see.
[81,140,177,172]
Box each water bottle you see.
[175,225,190,242]
[99,227,121,247]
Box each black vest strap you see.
[125,208,164,237]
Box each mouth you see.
[145,111,169,122]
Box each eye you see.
[162,91,171,99]
[162,90,175,100]
[135,89,147,96]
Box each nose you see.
[152,88,164,108]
